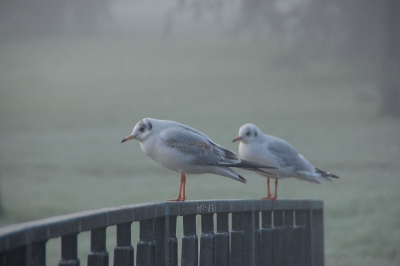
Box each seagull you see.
[233,123,339,201]
[121,118,278,201]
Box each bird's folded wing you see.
[160,126,237,165]
[267,140,313,171]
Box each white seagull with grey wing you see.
[121,118,278,201]
[233,123,339,201]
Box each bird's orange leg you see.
[271,179,278,201]
[167,172,187,202]
[261,178,272,200]
[181,173,187,200]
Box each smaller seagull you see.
[122,118,278,201]
[233,123,339,201]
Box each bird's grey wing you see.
[267,139,312,171]
[176,124,215,143]
[160,126,225,165]
[176,125,241,163]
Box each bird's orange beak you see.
[121,135,135,143]
[232,136,242,142]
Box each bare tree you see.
[166,0,400,116]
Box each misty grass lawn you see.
[0,36,399,265]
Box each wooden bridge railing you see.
[0,199,324,266]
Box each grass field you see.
[0,36,399,265]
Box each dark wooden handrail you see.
[0,199,324,266]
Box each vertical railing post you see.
[215,213,229,266]
[2,246,27,266]
[254,211,260,266]
[29,240,47,266]
[153,217,167,266]
[136,219,156,266]
[181,215,198,266]
[113,223,134,266]
[304,210,312,266]
[230,212,244,266]
[59,233,80,266]
[312,208,324,266]
[259,211,273,266]
[283,210,294,266]
[242,211,257,266]
[167,216,178,266]
[87,227,108,266]
[293,210,306,266]
[272,210,284,266]
[199,213,214,266]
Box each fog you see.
[0,0,399,265]
[1,0,237,39]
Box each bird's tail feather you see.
[315,167,339,180]
[218,159,278,169]
[241,167,279,177]
[211,167,247,184]
[237,174,247,184]
[218,159,279,177]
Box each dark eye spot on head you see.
[255,131,257,137]
[246,132,251,137]
[140,125,146,132]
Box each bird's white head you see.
[232,123,261,144]
[121,118,155,143]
